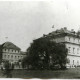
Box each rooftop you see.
[46,27,80,38]
[1,42,21,50]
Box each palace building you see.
[0,42,26,63]
[47,27,80,68]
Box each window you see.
[4,55,6,58]
[8,49,9,52]
[73,48,75,54]
[15,56,16,59]
[18,50,19,53]
[73,60,74,65]
[68,47,71,53]
[15,50,16,52]
[11,55,13,58]
[78,39,79,42]
[69,38,70,41]
[18,56,19,58]
[77,48,79,54]
[74,38,75,42]
[5,49,6,51]
[67,58,70,64]
[12,50,13,52]
[77,61,79,65]
[8,55,10,58]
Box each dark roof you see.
[1,42,20,50]
[20,51,26,55]
[47,27,80,38]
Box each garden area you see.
[0,68,80,79]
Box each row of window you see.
[68,47,79,54]
[68,59,79,65]
[68,37,80,43]
[72,60,79,65]
[4,55,23,59]
[4,49,19,53]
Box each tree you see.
[2,60,14,78]
[23,37,68,70]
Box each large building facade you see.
[47,27,80,68]
[0,42,26,63]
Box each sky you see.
[0,0,80,51]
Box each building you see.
[47,27,80,68]
[0,42,26,63]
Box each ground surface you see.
[0,68,80,79]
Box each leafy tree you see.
[23,37,68,70]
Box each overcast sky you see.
[0,0,80,51]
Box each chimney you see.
[71,29,75,34]
[64,27,67,30]
[71,29,74,32]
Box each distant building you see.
[47,27,80,68]
[0,42,26,63]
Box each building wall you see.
[2,49,20,53]
[66,43,80,56]
[2,48,25,63]
[52,37,65,43]
[65,36,80,44]
[53,35,80,67]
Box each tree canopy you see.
[23,37,68,70]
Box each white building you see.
[1,42,26,63]
[47,27,80,68]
